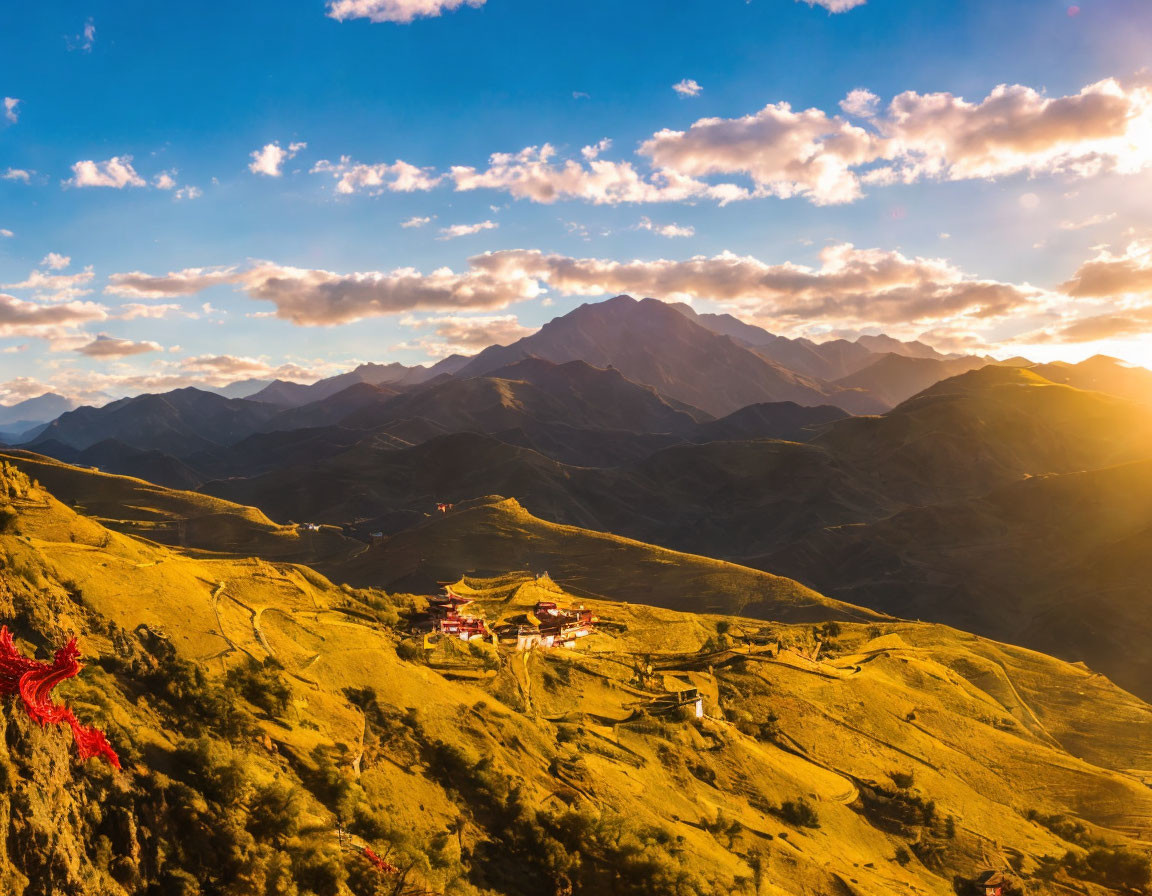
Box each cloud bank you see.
[313,75,1152,206]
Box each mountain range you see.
[9,295,1152,702]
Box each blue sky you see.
[3,0,1152,402]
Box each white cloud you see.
[0,230,12,239]
[4,267,95,300]
[41,253,71,271]
[66,156,146,189]
[641,76,1152,205]
[399,313,533,356]
[302,73,1152,208]
[174,185,203,200]
[2,169,32,183]
[1059,212,1117,231]
[106,259,543,326]
[673,79,702,98]
[104,266,240,299]
[1061,239,1152,300]
[68,18,96,52]
[438,220,498,240]
[326,0,485,24]
[312,157,443,194]
[249,141,307,177]
[639,102,882,205]
[636,217,695,238]
[106,242,1042,345]
[0,293,107,338]
[470,245,1039,336]
[449,143,753,205]
[1012,240,1152,342]
[402,215,433,228]
[839,88,879,118]
[800,0,867,11]
[76,334,163,358]
[3,98,19,124]
[153,170,178,190]
[117,303,187,320]
[0,377,58,403]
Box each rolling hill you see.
[816,365,1152,506]
[766,456,1152,702]
[0,461,1149,895]
[0,392,76,429]
[25,388,283,457]
[248,356,470,408]
[831,354,988,408]
[0,449,364,567]
[338,495,879,623]
[202,364,1152,563]
[1030,354,1152,407]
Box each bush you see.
[1062,846,1152,891]
[891,770,915,789]
[396,639,426,663]
[772,798,820,829]
[226,656,292,717]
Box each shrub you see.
[1062,846,1152,891]
[772,798,820,829]
[396,639,426,663]
[226,656,292,717]
[891,770,915,789]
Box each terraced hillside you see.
[0,462,1149,895]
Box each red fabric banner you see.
[0,626,120,769]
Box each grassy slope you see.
[338,495,886,624]
[0,449,364,566]
[0,464,1149,894]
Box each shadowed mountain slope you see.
[688,401,848,443]
[0,392,75,427]
[832,353,989,407]
[201,430,895,560]
[814,365,1152,506]
[0,449,364,565]
[339,495,879,623]
[1031,354,1152,407]
[25,388,282,456]
[767,456,1152,701]
[248,355,470,407]
[456,295,887,415]
[339,358,708,436]
[203,365,1152,560]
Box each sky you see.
[3,0,1152,404]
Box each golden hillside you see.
[340,495,884,624]
[0,462,1149,895]
[0,449,364,566]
